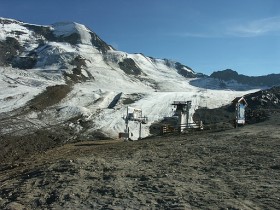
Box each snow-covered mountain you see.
[0,18,260,140]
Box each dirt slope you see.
[0,112,280,209]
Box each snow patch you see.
[0,21,34,42]
[57,106,92,121]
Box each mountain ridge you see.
[1,17,278,81]
[210,69,280,87]
[0,17,278,140]
[0,17,196,79]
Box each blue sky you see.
[1,0,280,76]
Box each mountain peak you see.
[210,69,239,80]
[52,22,92,45]
[0,17,22,24]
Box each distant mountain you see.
[210,69,280,87]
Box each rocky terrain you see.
[193,86,280,126]
[0,111,280,209]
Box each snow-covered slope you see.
[0,18,260,139]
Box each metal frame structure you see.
[121,106,148,140]
[171,101,192,132]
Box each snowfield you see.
[0,64,258,140]
[0,18,260,139]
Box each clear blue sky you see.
[1,0,280,76]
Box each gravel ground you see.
[0,112,280,209]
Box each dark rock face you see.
[118,58,142,75]
[65,56,94,83]
[90,31,112,53]
[175,62,196,78]
[24,24,56,41]
[12,51,38,69]
[0,37,22,66]
[149,57,196,78]
[56,33,80,45]
[211,69,280,87]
